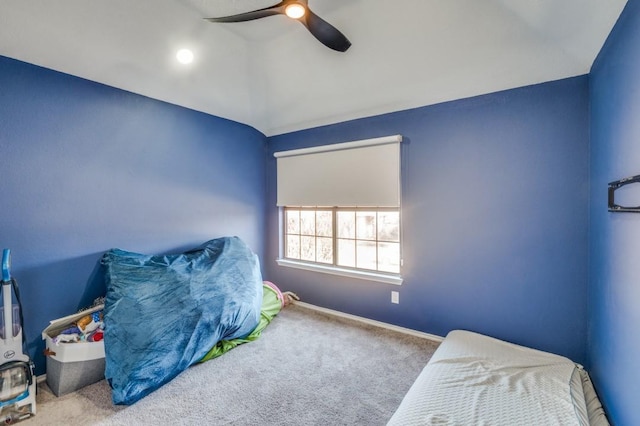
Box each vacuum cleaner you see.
[0,249,36,423]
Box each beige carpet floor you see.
[23,304,439,425]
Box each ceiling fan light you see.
[285,3,306,19]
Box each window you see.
[275,135,403,284]
[284,208,401,274]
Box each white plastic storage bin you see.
[42,305,105,396]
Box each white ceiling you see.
[0,0,628,136]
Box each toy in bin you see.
[0,249,36,423]
[53,311,104,344]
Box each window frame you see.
[277,206,403,285]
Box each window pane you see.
[286,209,300,234]
[300,236,316,261]
[356,240,377,270]
[337,211,355,238]
[316,210,332,237]
[378,211,400,242]
[378,242,400,273]
[300,211,315,236]
[316,237,333,264]
[283,207,401,276]
[337,239,355,267]
[356,211,376,241]
[286,235,300,259]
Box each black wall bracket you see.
[608,174,640,212]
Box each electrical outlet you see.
[391,291,399,304]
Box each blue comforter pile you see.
[101,237,263,405]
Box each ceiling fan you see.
[205,0,351,52]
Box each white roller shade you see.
[275,135,402,207]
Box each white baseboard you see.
[37,374,47,384]
[294,301,444,343]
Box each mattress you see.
[580,368,609,426]
[387,330,608,426]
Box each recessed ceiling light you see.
[176,49,194,65]
[284,3,306,19]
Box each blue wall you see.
[0,56,266,374]
[589,2,640,425]
[265,76,590,363]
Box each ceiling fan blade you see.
[205,1,286,23]
[300,8,351,52]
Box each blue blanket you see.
[102,237,263,405]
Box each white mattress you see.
[388,330,606,426]
[580,368,609,426]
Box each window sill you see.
[275,258,403,285]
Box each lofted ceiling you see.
[0,0,628,136]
